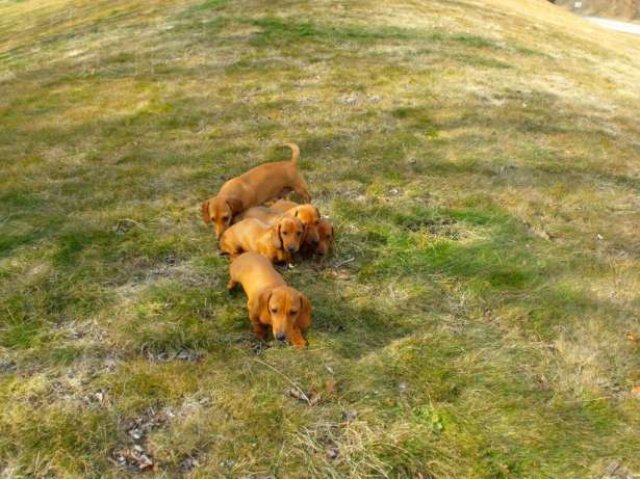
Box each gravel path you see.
[586,16,640,36]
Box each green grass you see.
[1,0,640,477]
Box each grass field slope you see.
[1,0,640,477]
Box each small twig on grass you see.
[333,256,355,269]
[118,218,147,230]
[0,213,15,227]
[253,358,311,405]
[565,396,612,404]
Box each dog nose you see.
[311,239,319,246]
[275,332,287,342]
[287,246,296,253]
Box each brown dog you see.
[269,199,299,212]
[201,143,311,238]
[232,206,282,225]
[219,216,304,263]
[228,252,312,347]
[303,217,335,256]
[234,203,321,245]
[270,200,334,255]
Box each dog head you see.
[315,218,335,256]
[201,196,243,238]
[272,216,304,254]
[257,286,312,343]
[291,204,321,244]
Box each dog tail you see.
[284,142,300,165]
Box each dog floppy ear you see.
[296,294,312,331]
[201,199,211,224]
[272,222,283,249]
[249,289,273,325]
[258,289,273,324]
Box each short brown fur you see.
[227,252,312,347]
[201,143,311,238]
[219,216,304,263]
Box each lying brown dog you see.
[228,252,312,347]
[271,200,334,256]
[231,206,282,225]
[234,203,321,245]
[219,216,304,263]
[201,143,311,238]
[270,199,299,212]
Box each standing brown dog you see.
[201,143,311,238]
[228,252,312,347]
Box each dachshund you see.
[228,252,312,347]
[231,206,281,225]
[201,143,311,238]
[233,203,321,246]
[303,217,335,257]
[269,199,299,212]
[270,200,335,256]
[219,216,304,263]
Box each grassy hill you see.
[1,0,640,477]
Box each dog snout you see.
[287,245,297,253]
[275,332,287,342]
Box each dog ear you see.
[301,221,314,245]
[201,200,211,224]
[225,197,243,215]
[258,289,273,324]
[272,223,283,249]
[296,294,312,331]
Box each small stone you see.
[156,352,170,361]
[0,359,16,372]
[179,457,199,472]
[327,447,339,460]
[343,410,357,422]
[219,459,235,468]
[137,453,154,471]
[176,350,191,361]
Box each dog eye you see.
[289,310,297,315]
[283,231,288,235]
[270,308,277,313]
[296,232,301,236]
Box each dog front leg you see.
[288,327,308,348]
